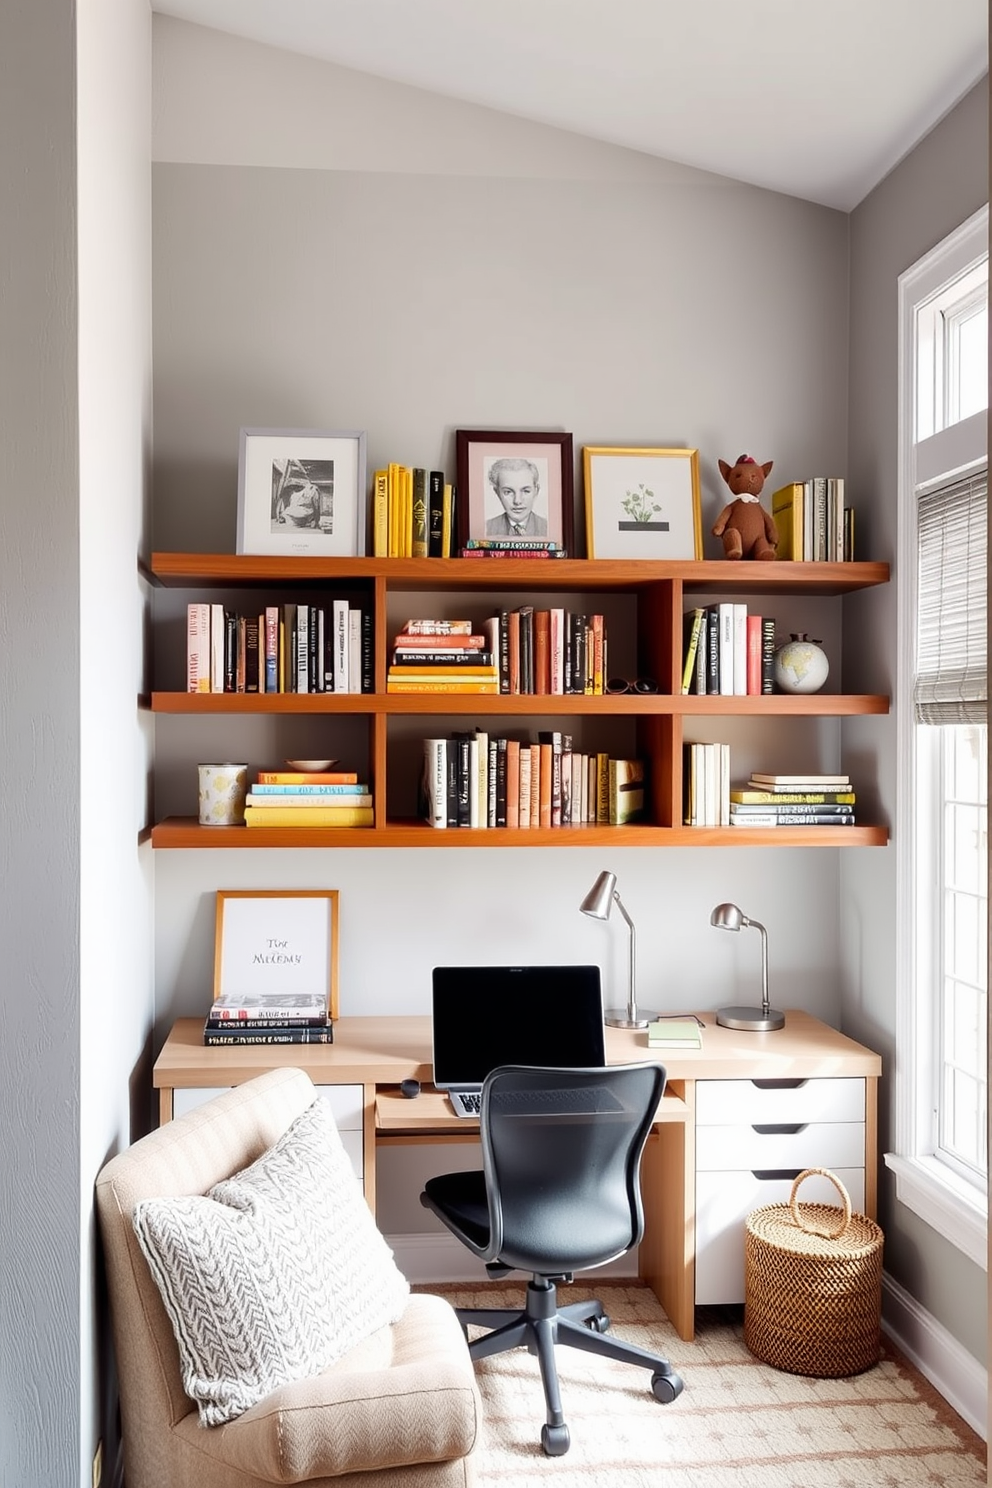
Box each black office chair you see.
[420,1063,684,1456]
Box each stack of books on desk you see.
[242,769,374,828]
[730,772,856,827]
[203,992,334,1045]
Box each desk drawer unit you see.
[694,1077,866,1306]
[171,1083,366,1184]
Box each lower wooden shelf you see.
[149,816,888,848]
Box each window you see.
[887,205,988,1268]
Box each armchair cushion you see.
[132,1094,409,1426]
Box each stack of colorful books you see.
[241,768,374,828]
[729,772,856,827]
[387,619,499,694]
[203,991,333,1045]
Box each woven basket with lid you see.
[744,1167,884,1377]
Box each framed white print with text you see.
[213,889,340,1020]
[236,428,367,557]
[583,446,702,560]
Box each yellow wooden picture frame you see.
[583,446,703,560]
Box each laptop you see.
[431,965,609,1118]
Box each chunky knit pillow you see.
[132,1095,409,1426]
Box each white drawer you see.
[696,1121,865,1172]
[695,1166,865,1306]
[696,1077,865,1126]
[171,1083,365,1180]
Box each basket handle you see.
[789,1167,852,1238]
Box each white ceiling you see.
[152,0,988,210]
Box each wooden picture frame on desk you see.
[213,888,340,1020]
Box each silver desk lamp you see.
[710,902,785,1031]
[579,871,658,1029]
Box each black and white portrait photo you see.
[270,457,335,534]
[484,455,550,538]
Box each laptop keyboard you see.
[450,1086,622,1118]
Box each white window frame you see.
[887,203,988,1270]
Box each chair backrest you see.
[94,1068,317,1479]
[478,1062,666,1275]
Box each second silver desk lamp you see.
[710,902,785,1031]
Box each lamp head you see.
[711,901,746,933]
[579,870,618,921]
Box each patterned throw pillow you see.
[132,1096,410,1426]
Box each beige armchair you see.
[96,1067,481,1488]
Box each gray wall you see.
[0,4,155,1486]
[843,78,989,1364]
[0,5,82,1483]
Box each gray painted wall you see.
[0,4,154,1486]
[0,5,82,1483]
[844,78,989,1364]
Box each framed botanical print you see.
[583,446,703,560]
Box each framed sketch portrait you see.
[236,428,367,557]
[583,446,703,560]
[455,429,574,552]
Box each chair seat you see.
[168,1294,481,1485]
[423,1172,490,1250]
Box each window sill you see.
[884,1152,987,1270]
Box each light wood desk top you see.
[154,1009,881,1092]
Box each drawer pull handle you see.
[751,1078,807,1090]
[752,1169,803,1181]
[752,1123,806,1135]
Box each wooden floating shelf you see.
[149,817,888,850]
[150,691,889,717]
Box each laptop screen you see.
[431,965,606,1090]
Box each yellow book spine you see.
[243,806,374,827]
[387,463,401,557]
[441,482,454,558]
[402,467,413,557]
[373,469,389,557]
[385,681,499,693]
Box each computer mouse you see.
[400,1078,421,1099]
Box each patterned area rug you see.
[422,1283,985,1487]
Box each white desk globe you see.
[773,634,829,694]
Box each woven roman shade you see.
[914,466,988,724]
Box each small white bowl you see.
[285,758,339,772]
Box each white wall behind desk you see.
[153,845,842,1030]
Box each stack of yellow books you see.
[242,770,373,828]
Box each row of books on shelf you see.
[771,478,854,563]
[370,465,455,558]
[420,732,644,829]
[684,757,857,828]
[682,606,775,696]
[186,601,372,695]
[388,611,608,695]
[203,991,334,1045]
[243,769,373,828]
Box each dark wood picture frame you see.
[455,429,574,553]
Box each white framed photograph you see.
[213,889,340,1019]
[236,428,367,557]
[583,446,703,560]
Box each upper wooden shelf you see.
[147,553,890,597]
[149,691,889,716]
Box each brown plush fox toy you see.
[713,454,778,560]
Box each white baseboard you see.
[881,1271,987,1440]
[386,1232,638,1286]
[390,1239,987,1441]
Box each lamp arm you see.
[613,891,638,1021]
[750,918,769,1016]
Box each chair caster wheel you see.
[541,1423,570,1456]
[651,1371,684,1404]
[586,1312,611,1333]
